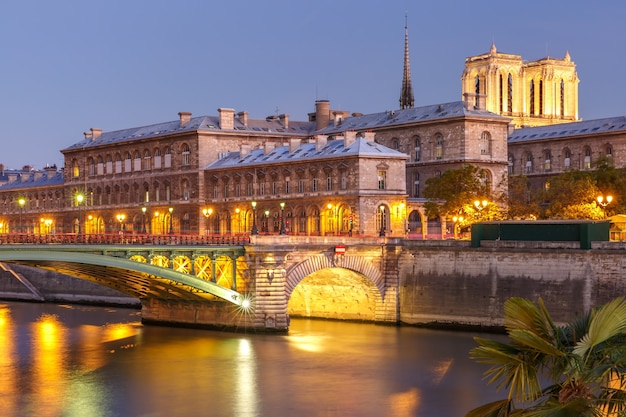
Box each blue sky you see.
[1,1,624,169]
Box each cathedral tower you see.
[461,43,580,127]
[399,15,414,110]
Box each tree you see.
[506,175,541,220]
[539,170,602,219]
[423,165,492,219]
[466,297,626,417]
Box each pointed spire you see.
[564,50,571,62]
[399,14,414,110]
[489,40,497,55]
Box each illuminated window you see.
[378,170,386,190]
[564,149,571,168]
[414,136,421,161]
[544,151,551,171]
[435,134,443,160]
[181,144,190,166]
[584,147,591,169]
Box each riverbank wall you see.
[398,240,626,329]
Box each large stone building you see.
[462,43,580,128]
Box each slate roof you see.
[317,101,508,134]
[0,170,64,190]
[62,115,316,152]
[206,137,408,170]
[508,116,626,143]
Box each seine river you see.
[1,301,505,417]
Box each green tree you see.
[506,175,541,220]
[423,165,492,219]
[540,170,602,219]
[466,297,626,417]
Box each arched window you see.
[164,147,172,168]
[115,153,122,173]
[539,80,544,115]
[391,137,400,150]
[105,155,113,174]
[560,79,565,116]
[124,152,132,173]
[96,156,104,175]
[414,136,421,162]
[529,80,535,115]
[507,73,513,112]
[133,151,141,171]
[435,134,443,160]
[525,153,533,174]
[72,159,80,178]
[605,145,613,158]
[544,150,551,171]
[564,148,571,168]
[153,148,162,169]
[181,144,190,166]
[480,131,491,155]
[143,150,152,170]
[88,157,95,176]
[584,147,592,169]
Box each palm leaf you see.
[573,297,626,358]
[464,399,512,417]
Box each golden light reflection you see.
[388,387,421,417]
[285,334,328,353]
[234,339,259,416]
[33,314,67,417]
[0,306,17,416]
[431,358,453,384]
[101,322,141,344]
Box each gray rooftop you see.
[317,101,508,134]
[0,170,64,190]
[62,115,316,152]
[508,116,626,143]
[206,137,408,170]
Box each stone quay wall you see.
[398,240,626,329]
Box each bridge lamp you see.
[597,195,613,219]
[251,201,258,235]
[18,197,26,234]
[279,202,286,235]
[379,205,386,237]
[168,207,174,234]
[474,199,488,211]
[116,214,126,231]
[76,193,84,235]
[264,210,270,233]
[141,206,147,233]
[202,208,213,236]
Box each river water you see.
[1,301,505,417]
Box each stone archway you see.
[284,254,385,321]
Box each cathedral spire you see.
[399,14,414,110]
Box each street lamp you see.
[251,201,258,235]
[597,195,613,218]
[76,193,84,235]
[474,199,488,211]
[264,209,270,233]
[168,207,174,234]
[116,214,126,231]
[18,197,25,234]
[202,207,213,236]
[141,206,147,233]
[379,205,386,237]
[235,208,241,233]
[452,215,464,240]
[279,202,286,235]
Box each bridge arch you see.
[0,250,243,306]
[285,254,384,298]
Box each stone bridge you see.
[0,236,399,332]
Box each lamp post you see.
[379,205,386,237]
[251,201,258,235]
[76,193,84,235]
[399,203,407,237]
[18,197,25,234]
[279,202,286,235]
[452,215,464,240]
[235,208,241,233]
[116,214,126,231]
[141,206,147,233]
[597,195,613,219]
[264,210,270,233]
[202,208,213,236]
[168,207,173,234]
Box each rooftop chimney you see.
[314,100,331,130]
[364,131,376,142]
[315,134,328,151]
[289,138,301,153]
[90,128,102,140]
[264,141,275,155]
[179,112,192,127]
[218,108,235,130]
[240,142,251,157]
[344,131,357,148]
[279,114,289,130]
[237,111,248,126]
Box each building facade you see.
[462,43,580,128]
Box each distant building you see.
[462,43,580,128]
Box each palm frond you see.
[574,297,626,358]
[464,399,512,417]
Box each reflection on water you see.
[1,301,503,417]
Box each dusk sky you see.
[1,1,624,170]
